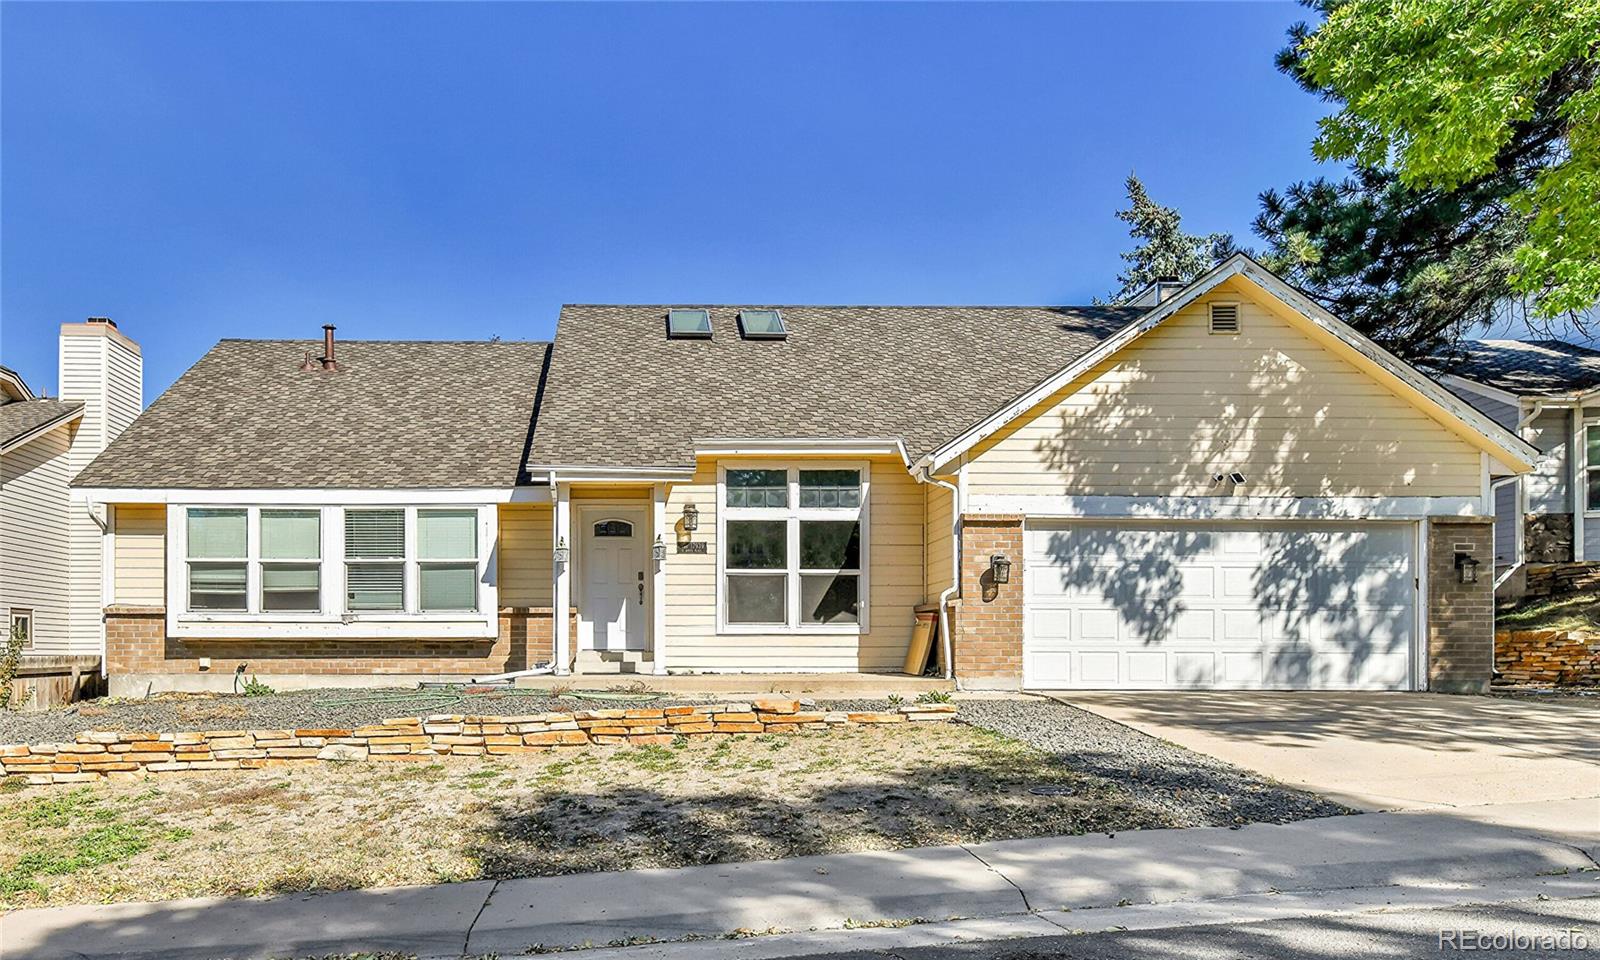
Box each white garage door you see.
[1023,521,1417,690]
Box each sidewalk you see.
[3,805,1595,960]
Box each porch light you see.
[1455,552,1480,585]
[989,553,1012,585]
[682,502,700,532]
[652,535,667,562]
[553,536,569,565]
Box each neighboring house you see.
[1433,340,1600,584]
[73,255,1537,695]
[1,319,142,673]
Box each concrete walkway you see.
[4,805,1594,960]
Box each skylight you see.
[738,309,787,340]
[666,309,713,339]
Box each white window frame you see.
[1585,418,1600,517]
[9,608,33,650]
[715,462,870,636]
[166,503,497,639]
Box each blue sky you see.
[2,1,1335,402]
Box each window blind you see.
[345,510,404,559]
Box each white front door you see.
[1023,520,1417,690]
[578,508,649,651]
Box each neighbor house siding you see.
[0,425,74,653]
[662,456,924,672]
[963,285,1486,499]
[924,480,955,602]
[1526,408,1570,515]
[113,504,166,606]
[497,502,554,607]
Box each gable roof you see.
[74,339,548,490]
[1432,339,1600,398]
[1,399,83,453]
[922,253,1540,474]
[526,304,1146,471]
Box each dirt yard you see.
[1,722,1173,908]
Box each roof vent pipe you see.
[322,325,337,369]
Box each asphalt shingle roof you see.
[75,339,548,489]
[527,304,1147,470]
[1,399,83,448]
[1434,339,1600,397]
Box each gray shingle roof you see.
[1434,339,1600,397]
[527,304,1146,470]
[75,339,548,489]
[1,399,83,448]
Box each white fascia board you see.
[967,493,1488,521]
[694,437,911,467]
[0,367,34,401]
[922,253,1540,474]
[529,464,697,483]
[74,486,530,505]
[1435,374,1528,408]
[0,407,84,455]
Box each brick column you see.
[1427,518,1494,693]
[953,515,1025,690]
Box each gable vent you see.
[1209,303,1241,334]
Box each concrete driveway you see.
[1058,692,1600,843]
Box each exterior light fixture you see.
[989,553,1012,585]
[553,536,569,565]
[1455,552,1480,584]
[682,502,700,531]
[652,535,667,562]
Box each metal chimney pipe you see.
[322,325,336,369]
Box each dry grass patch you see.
[1,723,1167,908]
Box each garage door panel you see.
[1024,521,1416,690]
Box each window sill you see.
[716,623,865,637]
[168,612,497,641]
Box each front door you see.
[578,508,649,651]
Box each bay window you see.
[720,465,868,632]
[172,503,494,637]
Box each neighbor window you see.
[9,608,33,649]
[1586,422,1600,513]
[722,465,866,630]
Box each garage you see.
[1022,521,1418,690]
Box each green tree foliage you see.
[1257,0,1599,354]
[1110,175,1234,303]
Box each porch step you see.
[574,649,656,675]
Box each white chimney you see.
[59,317,142,656]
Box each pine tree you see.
[1110,175,1235,303]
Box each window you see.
[418,509,478,612]
[9,608,33,650]
[666,308,712,339]
[1586,422,1600,513]
[593,519,634,537]
[737,309,787,339]
[187,508,247,611]
[345,509,405,610]
[261,510,320,611]
[721,465,867,631]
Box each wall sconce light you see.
[1455,551,1480,584]
[682,502,700,532]
[652,535,667,562]
[989,553,1012,584]
[553,536,569,565]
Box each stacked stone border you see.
[1494,629,1600,688]
[1,698,958,785]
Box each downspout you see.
[924,471,960,682]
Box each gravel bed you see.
[956,697,1350,827]
[0,686,715,744]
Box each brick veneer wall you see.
[952,515,1025,689]
[104,606,566,678]
[1427,518,1495,693]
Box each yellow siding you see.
[571,485,652,500]
[924,480,954,602]
[663,457,925,672]
[497,503,553,607]
[113,505,166,606]
[965,280,1484,498]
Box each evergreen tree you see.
[1110,175,1234,303]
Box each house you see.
[1432,339,1599,592]
[2,319,142,702]
[71,255,1538,694]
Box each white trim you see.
[652,483,668,675]
[1436,374,1527,409]
[1481,451,1494,516]
[0,406,84,454]
[966,493,1486,521]
[100,504,115,677]
[1578,417,1596,561]
[715,461,871,636]
[164,503,499,640]
[695,438,911,467]
[553,483,572,674]
[1416,519,1430,692]
[1,366,35,401]
[77,486,542,505]
[921,253,1540,474]
[526,465,696,483]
